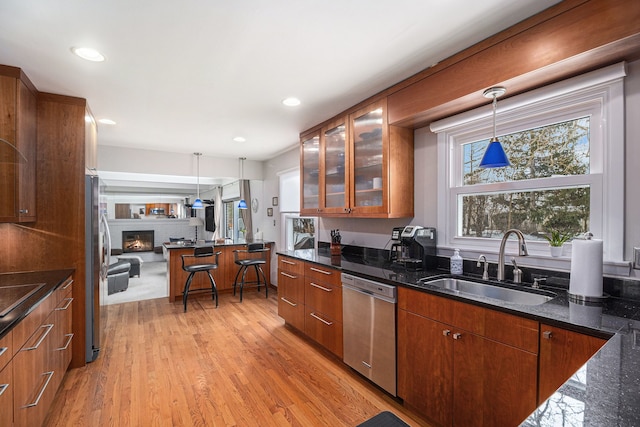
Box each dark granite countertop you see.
[163,240,273,250]
[0,269,75,340]
[278,249,640,427]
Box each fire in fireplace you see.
[122,230,154,253]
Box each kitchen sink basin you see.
[418,277,556,306]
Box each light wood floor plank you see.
[44,291,431,426]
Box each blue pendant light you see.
[238,156,248,209]
[192,152,204,209]
[479,87,510,168]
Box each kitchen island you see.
[278,248,640,427]
[163,241,272,303]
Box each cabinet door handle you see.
[0,383,8,397]
[361,361,372,369]
[19,209,29,214]
[310,312,333,326]
[23,324,54,351]
[310,282,332,292]
[56,297,73,311]
[0,347,7,357]
[280,297,297,307]
[443,329,451,337]
[281,260,296,265]
[280,272,297,279]
[22,371,54,408]
[57,333,74,351]
[453,333,462,340]
[62,278,74,290]
[310,267,331,275]
[543,331,553,339]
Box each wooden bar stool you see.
[232,243,269,302]
[181,246,221,312]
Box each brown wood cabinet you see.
[11,275,73,427]
[277,257,343,357]
[538,323,607,403]
[277,255,306,331]
[0,67,37,223]
[398,287,538,427]
[303,263,343,358]
[0,358,12,427]
[300,98,413,218]
[0,330,13,427]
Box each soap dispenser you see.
[451,249,463,275]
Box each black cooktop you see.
[0,283,45,317]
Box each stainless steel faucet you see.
[477,255,489,280]
[497,229,528,281]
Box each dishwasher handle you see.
[342,283,397,304]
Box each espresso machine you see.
[390,226,437,270]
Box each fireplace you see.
[122,230,154,253]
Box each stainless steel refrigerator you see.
[85,174,110,362]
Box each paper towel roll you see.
[569,238,603,298]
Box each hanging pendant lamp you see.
[479,87,510,168]
[238,157,248,209]
[192,152,204,209]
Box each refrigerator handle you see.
[100,213,111,280]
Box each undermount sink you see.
[418,277,556,306]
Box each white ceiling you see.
[0,0,560,193]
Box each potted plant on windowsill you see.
[543,230,573,257]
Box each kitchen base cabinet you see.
[304,263,342,358]
[8,274,74,427]
[0,361,12,427]
[398,287,539,427]
[538,323,607,403]
[277,255,305,331]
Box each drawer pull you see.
[310,282,332,292]
[280,272,297,279]
[57,333,74,351]
[22,371,54,408]
[310,312,333,326]
[0,383,8,397]
[23,324,54,351]
[280,297,297,307]
[281,259,296,265]
[56,297,73,311]
[543,331,553,339]
[0,347,7,357]
[62,278,74,290]
[361,361,372,369]
[310,267,332,275]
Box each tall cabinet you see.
[0,66,37,223]
[300,98,414,218]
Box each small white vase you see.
[549,245,564,257]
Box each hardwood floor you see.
[44,291,430,426]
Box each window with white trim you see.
[431,63,626,264]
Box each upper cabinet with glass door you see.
[300,130,321,214]
[348,99,414,218]
[300,98,414,218]
[321,117,349,214]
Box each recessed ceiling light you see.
[71,47,105,62]
[282,97,301,107]
[98,118,116,125]
[233,136,246,143]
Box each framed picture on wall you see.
[267,208,273,217]
[272,197,278,206]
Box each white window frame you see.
[431,63,626,274]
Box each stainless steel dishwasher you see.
[341,273,397,396]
